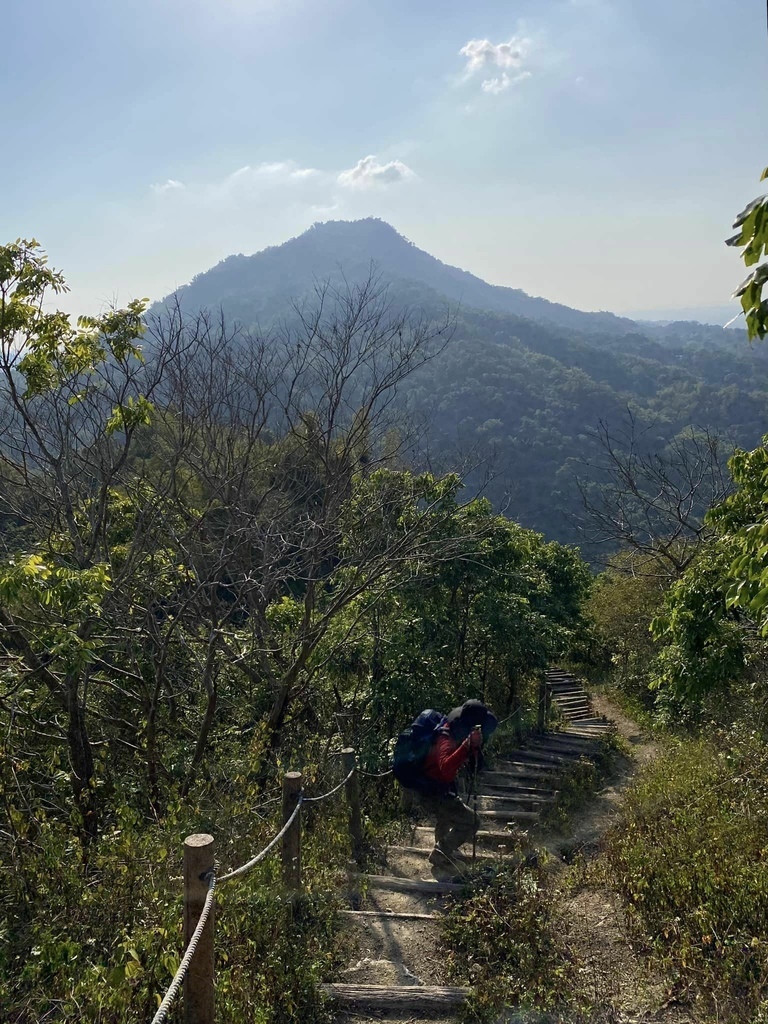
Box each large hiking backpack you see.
[392,709,447,792]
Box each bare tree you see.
[573,412,733,576]
[139,272,471,774]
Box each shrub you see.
[604,732,768,1020]
[442,861,575,1020]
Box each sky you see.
[2,0,767,319]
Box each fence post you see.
[545,678,552,722]
[342,747,364,862]
[183,833,215,1024]
[281,770,302,891]
[537,673,547,731]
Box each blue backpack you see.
[392,709,447,792]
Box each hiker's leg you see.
[433,798,453,849]
[416,795,446,849]
[440,796,478,854]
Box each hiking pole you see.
[471,726,481,869]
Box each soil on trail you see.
[540,692,659,862]
[544,692,696,1024]
[330,681,687,1024]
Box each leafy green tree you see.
[727,167,768,339]
[0,240,151,840]
[587,550,668,703]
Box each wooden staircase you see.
[545,668,612,729]
[323,673,614,1019]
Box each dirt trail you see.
[328,679,683,1024]
[542,691,697,1024]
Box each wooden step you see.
[567,723,612,731]
[482,767,558,785]
[341,909,438,921]
[321,983,469,1011]
[537,734,598,748]
[526,739,595,756]
[357,873,465,895]
[480,783,558,798]
[479,798,548,815]
[479,808,540,823]
[411,825,528,849]
[496,757,564,772]
[501,748,578,767]
[387,845,498,862]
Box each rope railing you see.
[302,765,356,803]
[146,745,386,1024]
[357,766,394,779]
[150,871,216,1024]
[218,796,304,882]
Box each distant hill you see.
[163,218,638,336]
[624,304,743,329]
[154,219,768,554]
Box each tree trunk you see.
[65,675,98,846]
[181,641,219,798]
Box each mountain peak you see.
[166,218,634,335]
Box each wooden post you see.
[545,679,552,722]
[342,748,364,862]
[281,771,302,891]
[183,833,215,1024]
[537,673,547,732]
[346,858,361,909]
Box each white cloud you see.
[151,162,322,201]
[152,178,185,193]
[213,161,321,195]
[481,70,532,94]
[459,36,531,93]
[337,155,414,189]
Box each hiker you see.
[422,700,497,866]
[393,699,498,869]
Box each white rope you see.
[218,795,304,882]
[302,765,356,803]
[357,767,394,779]
[150,871,216,1024]
[147,764,358,1020]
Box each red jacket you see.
[423,729,470,784]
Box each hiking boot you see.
[428,846,467,868]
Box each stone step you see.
[321,983,469,1013]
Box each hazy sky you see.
[2,0,767,317]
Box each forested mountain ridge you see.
[155,219,768,550]
[163,217,636,335]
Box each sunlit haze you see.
[2,0,765,319]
